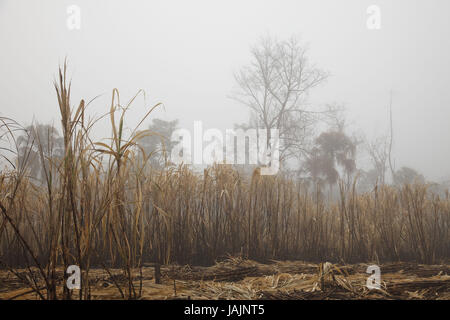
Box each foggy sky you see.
[1,0,450,181]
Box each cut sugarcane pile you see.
[0,258,449,300]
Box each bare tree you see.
[231,35,329,167]
[366,135,389,185]
[387,90,396,181]
[364,91,395,186]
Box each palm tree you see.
[305,129,357,190]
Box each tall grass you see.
[0,65,449,299]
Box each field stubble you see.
[1,258,449,300]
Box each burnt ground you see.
[0,258,449,300]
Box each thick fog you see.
[1,0,449,181]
